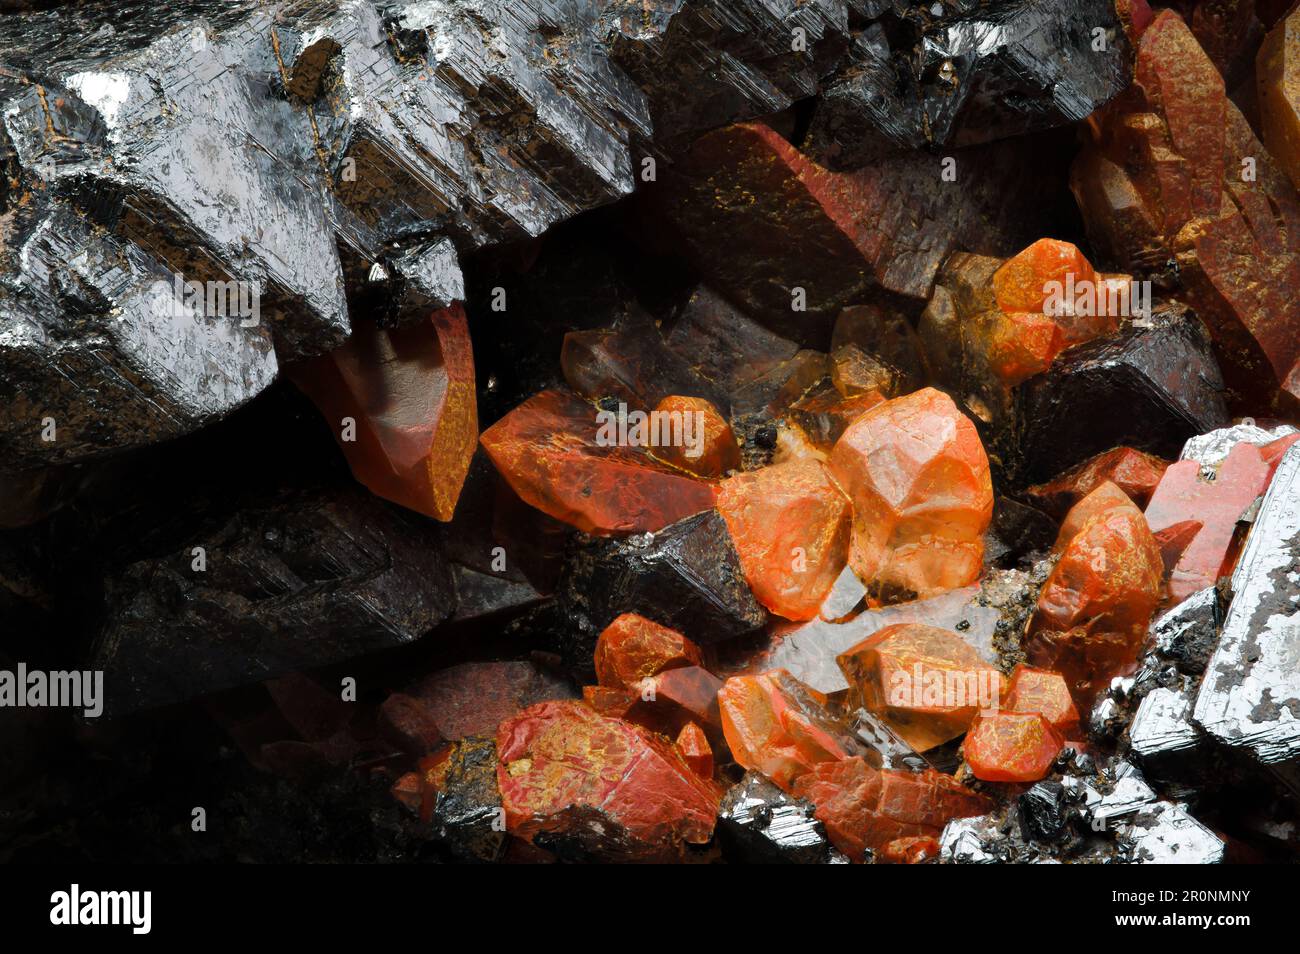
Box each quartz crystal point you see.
[791,756,991,862]
[1194,444,1300,790]
[964,712,1064,784]
[289,305,477,520]
[717,771,841,865]
[1026,485,1163,705]
[92,486,454,716]
[717,670,864,791]
[1144,441,1271,604]
[593,613,703,690]
[675,723,713,779]
[829,388,993,603]
[716,460,851,621]
[496,701,721,859]
[1072,9,1300,411]
[479,389,716,535]
[837,623,1004,753]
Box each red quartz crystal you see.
[1003,665,1080,735]
[829,387,993,602]
[626,665,725,743]
[791,756,990,860]
[593,613,703,690]
[479,388,717,534]
[1027,446,1170,517]
[964,711,1064,783]
[1026,485,1163,704]
[289,305,476,520]
[496,700,721,852]
[716,459,852,620]
[675,722,714,779]
[717,669,861,791]
[837,623,1004,752]
[1145,441,1271,603]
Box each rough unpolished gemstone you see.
[290,305,476,520]
[717,670,864,791]
[1258,10,1300,192]
[676,722,713,779]
[594,613,703,690]
[716,459,851,621]
[648,395,740,477]
[792,756,991,861]
[1026,487,1163,704]
[1027,447,1170,517]
[656,122,1051,338]
[832,305,927,395]
[479,389,716,534]
[837,623,1004,752]
[716,771,840,864]
[582,685,637,720]
[496,700,721,858]
[993,239,1097,315]
[786,387,886,455]
[1016,305,1229,482]
[1072,10,1300,411]
[626,665,725,743]
[878,836,941,864]
[1052,481,1137,553]
[830,388,993,602]
[1004,665,1080,735]
[964,712,1063,783]
[831,345,898,399]
[405,660,577,742]
[1145,441,1271,603]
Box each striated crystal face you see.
[496,701,721,857]
[716,459,851,621]
[717,670,863,791]
[290,304,477,521]
[1026,484,1163,704]
[837,623,1004,752]
[963,712,1064,783]
[479,389,717,534]
[829,388,993,602]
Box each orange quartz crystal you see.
[479,388,717,534]
[1027,446,1169,517]
[716,459,852,620]
[675,722,714,778]
[593,613,703,689]
[837,623,1004,752]
[829,387,993,602]
[648,395,740,477]
[1003,664,1080,735]
[963,711,1064,783]
[289,304,477,520]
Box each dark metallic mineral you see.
[550,510,766,676]
[1017,306,1230,482]
[91,486,454,715]
[1018,781,1069,843]
[717,771,841,864]
[1128,686,1207,785]
[1195,443,1300,793]
[809,0,1132,166]
[432,736,507,863]
[1149,586,1223,677]
[1122,801,1225,864]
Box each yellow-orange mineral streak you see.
[829,387,993,601]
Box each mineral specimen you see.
[593,613,703,690]
[1149,586,1223,677]
[717,670,864,791]
[649,396,740,477]
[1123,801,1225,864]
[716,459,851,621]
[1194,444,1300,790]
[1258,8,1300,192]
[1004,665,1081,736]
[479,389,716,534]
[837,623,1004,753]
[495,700,720,860]
[289,305,477,520]
[964,712,1064,784]
[829,388,993,603]
[403,661,577,742]
[716,772,841,865]
[431,737,508,863]
[1026,447,1170,518]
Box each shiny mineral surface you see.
[6,0,1297,867]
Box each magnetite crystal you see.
[716,459,851,621]
[830,388,993,603]
[289,305,477,520]
[837,623,1004,753]
[479,389,716,534]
